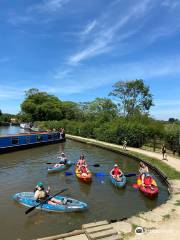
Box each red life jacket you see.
[144,176,152,185]
[81,166,87,174]
[112,167,121,175]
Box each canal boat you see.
[137,175,158,198]
[20,122,31,129]
[47,160,72,173]
[75,165,92,183]
[0,131,65,154]
[13,192,88,212]
[110,174,126,188]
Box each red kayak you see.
[75,166,92,183]
[137,175,158,199]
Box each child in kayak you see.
[34,182,65,205]
[80,164,89,176]
[143,174,156,190]
[77,154,87,169]
[110,164,123,181]
[139,162,149,186]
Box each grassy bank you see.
[128,151,180,180]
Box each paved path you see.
[127,146,180,172]
[66,134,180,172]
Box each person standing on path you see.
[123,139,127,150]
[161,144,167,160]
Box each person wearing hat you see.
[34,182,63,205]
[110,164,123,181]
[57,152,67,165]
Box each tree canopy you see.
[109,79,153,116]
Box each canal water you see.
[0,126,169,240]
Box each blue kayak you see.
[47,160,72,173]
[13,192,88,212]
[110,174,126,188]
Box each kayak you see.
[137,176,158,198]
[47,160,72,173]
[75,166,92,183]
[13,192,88,212]
[110,174,126,188]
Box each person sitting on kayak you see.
[34,182,65,205]
[110,164,123,181]
[80,164,89,176]
[139,162,149,186]
[57,152,67,165]
[143,174,155,189]
[77,154,87,169]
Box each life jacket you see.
[144,176,153,186]
[112,167,121,176]
[81,166,87,174]
[34,189,47,201]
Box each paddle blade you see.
[25,205,36,215]
[94,172,107,177]
[65,172,73,176]
[132,184,139,189]
[92,164,100,167]
[46,162,54,164]
[125,173,136,177]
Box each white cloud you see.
[32,0,70,13]
[55,54,180,94]
[155,99,180,107]
[80,20,97,36]
[68,0,152,65]
[0,86,25,100]
[151,108,180,120]
[162,0,180,9]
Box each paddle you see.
[46,162,100,167]
[94,172,137,177]
[25,188,68,215]
[65,172,136,177]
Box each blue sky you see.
[0,0,180,120]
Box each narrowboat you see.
[0,131,65,154]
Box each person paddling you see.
[34,182,64,205]
[110,164,123,181]
[57,152,67,165]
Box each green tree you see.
[109,79,153,116]
[21,89,63,121]
[62,101,83,120]
[82,98,118,122]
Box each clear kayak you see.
[47,160,72,173]
[13,192,88,212]
[110,174,126,188]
